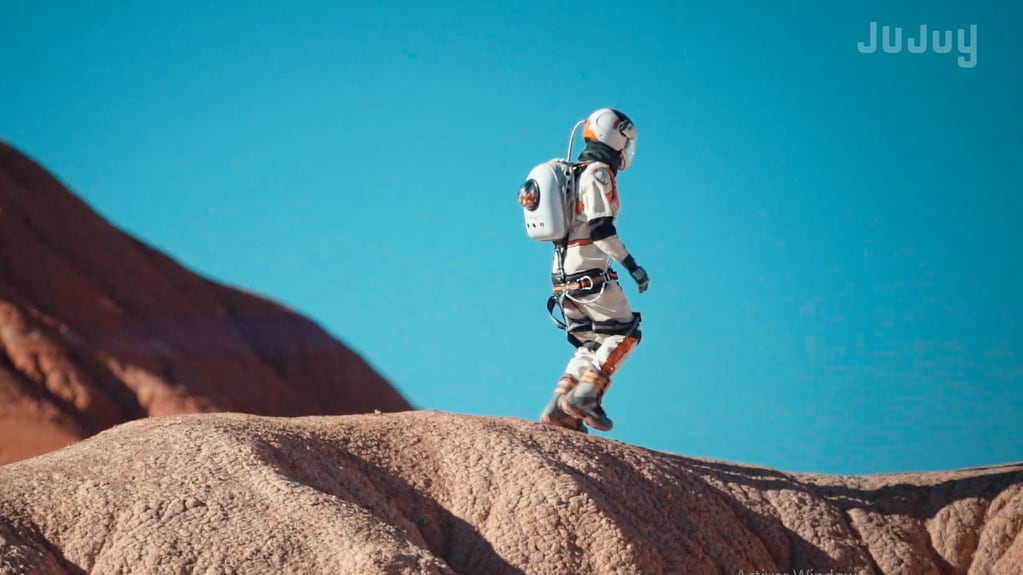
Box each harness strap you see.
[546,294,568,330]
[551,269,619,293]
[546,161,597,332]
[567,312,642,336]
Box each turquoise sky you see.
[2,1,1020,474]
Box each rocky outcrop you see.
[0,411,1019,575]
[0,141,410,464]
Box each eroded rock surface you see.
[1,411,1019,575]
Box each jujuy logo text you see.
[857,22,977,68]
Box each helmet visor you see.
[622,137,636,169]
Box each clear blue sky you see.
[2,1,1020,474]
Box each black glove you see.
[621,255,649,293]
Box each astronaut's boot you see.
[539,375,587,434]
[559,368,613,431]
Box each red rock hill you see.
[0,141,410,464]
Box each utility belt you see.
[550,268,619,295]
[546,267,639,336]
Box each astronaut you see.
[539,108,649,433]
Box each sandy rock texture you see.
[0,141,410,464]
[0,411,1019,575]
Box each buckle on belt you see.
[575,276,595,290]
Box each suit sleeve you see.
[578,168,631,264]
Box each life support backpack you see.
[517,118,589,243]
[517,159,579,242]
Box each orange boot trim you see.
[554,375,578,395]
[580,369,611,392]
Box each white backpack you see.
[517,119,587,243]
[517,158,578,242]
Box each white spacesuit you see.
[540,108,649,433]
